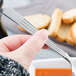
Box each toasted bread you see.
[18,14,51,32]
[62,9,76,24]
[70,22,76,44]
[47,8,62,37]
[66,29,76,46]
[56,22,72,42]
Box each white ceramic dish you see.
[29,57,76,76]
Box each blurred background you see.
[3,0,33,8]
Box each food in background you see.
[62,9,76,24]
[18,8,76,46]
[47,8,62,37]
[66,29,76,46]
[70,22,76,44]
[18,14,51,32]
[55,22,72,42]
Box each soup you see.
[35,68,72,76]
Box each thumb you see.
[5,29,48,69]
[18,29,48,55]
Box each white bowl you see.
[29,57,76,76]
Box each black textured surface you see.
[0,55,30,76]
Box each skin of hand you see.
[0,29,49,69]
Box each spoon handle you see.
[3,7,71,63]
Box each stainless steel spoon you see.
[3,7,76,76]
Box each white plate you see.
[29,57,76,76]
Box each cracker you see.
[56,22,72,42]
[62,9,76,24]
[47,8,62,37]
[70,22,76,44]
[66,29,76,46]
[18,14,51,32]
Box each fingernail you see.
[37,29,49,41]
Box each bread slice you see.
[70,22,76,44]
[62,9,76,24]
[18,14,51,32]
[55,22,72,42]
[47,8,62,37]
[66,29,76,46]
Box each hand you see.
[0,29,48,69]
